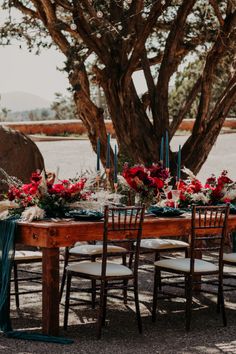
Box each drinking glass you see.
[164,185,172,199]
[171,189,181,208]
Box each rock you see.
[0,126,44,192]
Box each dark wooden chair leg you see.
[218,281,227,326]
[102,281,108,326]
[64,272,72,330]
[59,248,69,302]
[59,269,66,302]
[128,243,134,269]
[154,252,162,290]
[122,254,128,304]
[152,266,159,322]
[13,263,20,308]
[217,287,220,313]
[185,275,193,331]
[91,279,97,309]
[134,279,142,334]
[97,280,106,339]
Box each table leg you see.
[42,247,60,335]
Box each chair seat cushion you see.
[138,238,189,250]
[73,241,89,247]
[67,261,133,277]
[14,250,42,261]
[69,244,127,256]
[223,253,236,263]
[154,258,218,273]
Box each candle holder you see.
[105,168,111,191]
[156,190,161,204]
[95,172,100,191]
[114,182,118,194]
[175,180,180,190]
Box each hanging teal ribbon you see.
[0,218,73,344]
[0,219,17,332]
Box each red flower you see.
[30,172,42,183]
[7,186,20,201]
[205,176,216,186]
[122,163,169,202]
[152,177,164,189]
[218,175,232,186]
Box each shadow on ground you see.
[1,260,236,354]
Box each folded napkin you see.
[147,206,185,217]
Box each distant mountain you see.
[0,91,51,112]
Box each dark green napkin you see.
[147,206,185,217]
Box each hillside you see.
[0,91,51,112]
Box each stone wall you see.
[1,119,235,136]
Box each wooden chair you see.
[152,205,230,331]
[12,249,42,308]
[137,237,189,265]
[128,192,189,269]
[63,204,145,339]
[59,242,128,306]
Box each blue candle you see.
[177,145,181,180]
[106,133,110,168]
[160,136,164,162]
[114,144,118,183]
[96,137,100,171]
[165,130,169,168]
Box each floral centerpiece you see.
[0,170,92,221]
[161,168,236,208]
[122,162,170,206]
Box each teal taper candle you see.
[177,145,181,180]
[114,144,118,183]
[96,137,100,171]
[165,130,169,168]
[106,133,110,168]
[160,136,164,162]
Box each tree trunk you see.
[101,73,160,166]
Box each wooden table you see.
[16,214,236,335]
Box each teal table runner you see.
[0,219,73,344]
[0,219,16,332]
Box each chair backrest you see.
[190,205,230,274]
[101,205,145,277]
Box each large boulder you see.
[0,126,44,193]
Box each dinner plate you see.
[68,210,104,221]
[147,206,185,217]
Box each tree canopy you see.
[1,0,236,176]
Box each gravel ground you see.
[35,133,236,182]
[1,260,236,354]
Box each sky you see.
[0,44,147,104]
[0,7,146,104]
[0,45,69,101]
[0,7,70,102]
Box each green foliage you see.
[169,59,203,119]
[169,51,236,120]
[51,93,77,120]
[0,95,11,122]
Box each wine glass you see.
[164,185,172,200]
[171,189,181,209]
